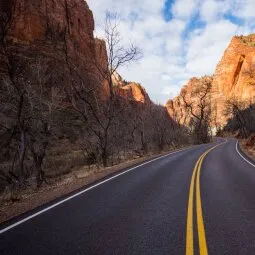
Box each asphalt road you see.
[1,138,255,254]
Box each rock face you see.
[212,34,255,125]
[121,83,151,103]
[0,0,105,92]
[0,0,153,106]
[8,0,93,42]
[166,34,255,127]
[166,78,194,125]
[117,82,151,104]
[166,77,213,125]
[112,71,151,104]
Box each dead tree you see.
[0,0,27,187]
[71,12,142,167]
[1,54,63,188]
[0,0,20,44]
[100,13,142,95]
[26,57,64,187]
[224,97,254,138]
[181,76,213,144]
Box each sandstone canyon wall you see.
[166,77,213,125]
[1,0,99,87]
[112,71,151,104]
[166,34,255,127]
[0,0,152,105]
[212,34,255,125]
[0,0,150,103]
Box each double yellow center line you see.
[186,144,221,255]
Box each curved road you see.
[1,139,255,254]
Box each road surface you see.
[1,139,255,254]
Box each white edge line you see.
[0,145,195,235]
[236,140,255,168]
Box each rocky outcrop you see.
[166,77,213,125]
[118,83,151,103]
[1,0,153,107]
[166,34,255,127]
[0,0,104,93]
[212,34,255,125]
[166,80,192,125]
[112,71,151,104]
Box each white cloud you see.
[200,0,230,22]
[230,0,255,19]
[186,20,239,75]
[162,84,181,98]
[86,0,254,104]
[172,0,197,20]
[161,74,172,81]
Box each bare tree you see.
[0,0,20,44]
[101,13,142,94]
[0,54,64,189]
[26,58,64,186]
[224,97,254,138]
[71,12,142,167]
[0,0,26,187]
[181,76,213,144]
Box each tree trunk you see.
[18,130,26,186]
[34,157,45,187]
[102,147,108,167]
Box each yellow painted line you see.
[186,152,206,255]
[186,144,222,255]
[196,152,208,255]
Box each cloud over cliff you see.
[87,0,255,103]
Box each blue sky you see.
[163,0,174,21]
[87,0,255,104]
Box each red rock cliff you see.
[0,0,105,92]
[212,34,255,125]
[0,0,157,114]
[166,34,255,127]
[112,71,151,104]
[166,76,213,125]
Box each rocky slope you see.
[166,34,255,127]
